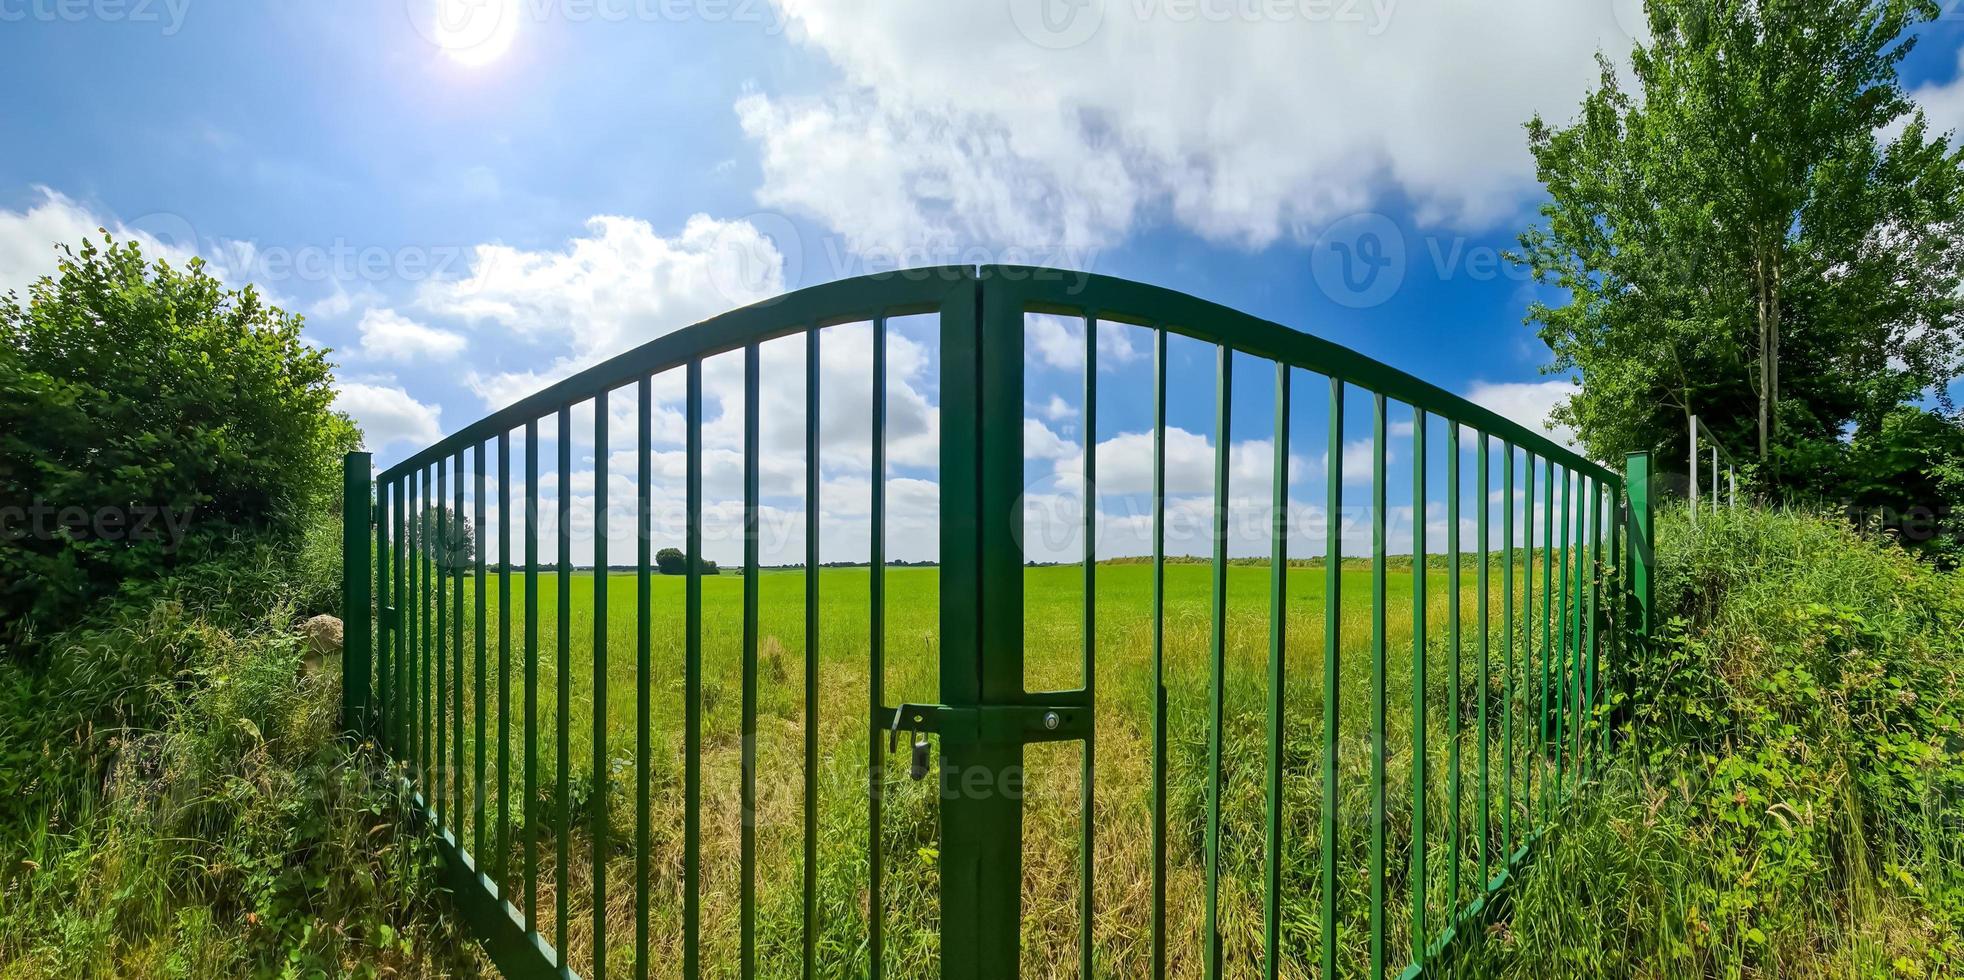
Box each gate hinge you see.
[875,695,1091,748]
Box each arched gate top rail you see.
[378,265,1614,486]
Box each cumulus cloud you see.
[355,307,467,361]
[0,187,201,295]
[1466,378,1579,449]
[422,212,788,400]
[739,0,1640,254]
[335,380,444,451]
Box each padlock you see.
[909,735,930,781]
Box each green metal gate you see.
[340,265,1656,979]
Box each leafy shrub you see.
[1473,506,1964,978]
[0,234,357,651]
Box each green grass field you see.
[391,559,1600,979]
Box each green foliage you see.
[1472,506,1964,977]
[0,234,358,651]
[1513,0,1964,490]
[653,546,716,575]
[416,504,477,574]
[0,543,480,978]
[1838,406,1964,565]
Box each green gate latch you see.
[876,700,1092,750]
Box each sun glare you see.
[424,0,519,68]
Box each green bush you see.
[0,235,357,651]
[1471,506,1964,978]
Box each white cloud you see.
[424,212,787,399]
[335,380,444,451]
[308,281,385,320]
[355,307,467,361]
[740,0,1639,254]
[1026,313,1145,371]
[0,187,201,296]
[1024,417,1077,459]
[1901,49,1964,145]
[1466,378,1579,450]
[1052,426,1304,495]
[1037,393,1077,422]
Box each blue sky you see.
[6,0,1964,566]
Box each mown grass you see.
[397,556,1598,978]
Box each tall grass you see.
[1465,506,1964,978]
[0,529,482,978]
[399,553,1596,978]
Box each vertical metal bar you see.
[1689,416,1699,527]
[1082,315,1099,980]
[437,460,448,827]
[396,477,408,756]
[637,377,653,980]
[423,467,434,798]
[1320,378,1342,980]
[1501,444,1514,859]
[525,422,540,930]
[1554,468,1572,807]
[1475,434,1489,887]
[1603,480,1621,760]
[378,477,392,748]
[594,397,610,980]
[1151,327,1169,980]
[1370,391,1388,980]
[1568,477,1586,788]
[343,453,372,735]
[453,453,464,839]
[939,271,1020,980]
[1625,453,1655,742]
[556,407,572,959]
[803,328,820,980]
[685,362,703,980]
[1579,479,1594,777]
[1571,474,1587,793]
[476,445,488,863]
[1264,362,1287,980]
[869,317,888,980]
[498,432,512,887]
[1446,420,1461,915]
[1519,457,1534,839]
[1205,345,1231,980]
[741,343,761,980]
[1538,459,1554,826]
[1409,410,1428,962]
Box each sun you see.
[420,0,520,68]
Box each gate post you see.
[342,451,373,735]
[939,272,1024,979]
[1622,452,1654,735]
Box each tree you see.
[1513,0,1964,478]
[654,547,716,575]
[415,505,476,574]
[0,235,358,648]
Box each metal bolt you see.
[1043,711,1061,731]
